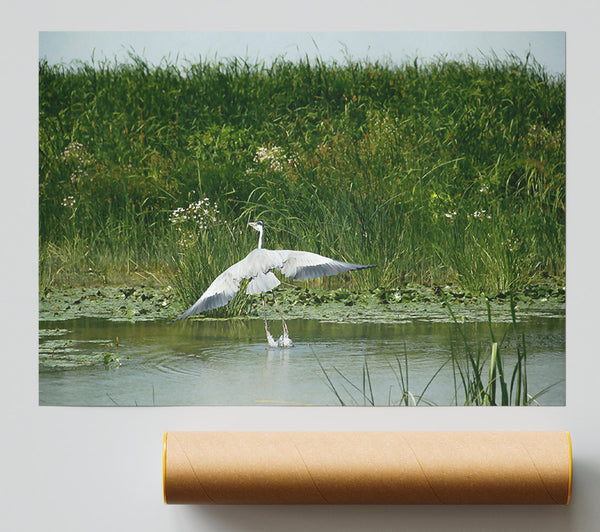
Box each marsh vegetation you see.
[38,52,565,406]
[40,53,564,301]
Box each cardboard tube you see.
[163,431,572,505]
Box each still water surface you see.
[39,314,565,406]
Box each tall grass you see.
[446,295,533,405]
[317,296,558,406]
[39,53,565,303]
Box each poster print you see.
[39,32,565,406]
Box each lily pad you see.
[39,338,121,370]
[39,282,565,324]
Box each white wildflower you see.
[170,197,220,248]
[501,237,520,253]
[471,210,491,220]
[61,141,93,183]
[252,145,296,173]
[61,196,76,208]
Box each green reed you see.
[40,53,565,300]
[317,295,557,406]
[446,295,539,406]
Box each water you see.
[39,314,565,406]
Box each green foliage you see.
[39,53,565,298]
[317,295,558,406]
[445,295,549,406]
[448,295,528,406]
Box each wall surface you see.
[2,1,599,531]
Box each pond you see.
[39,312,565,406]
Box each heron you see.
[172,221,375,347]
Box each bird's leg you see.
[272,292,289,336]
[261,295,277,347]
[272,292,294,347]
[261,295,270,334]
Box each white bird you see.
[172,220,375,347]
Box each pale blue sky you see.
[39,31,565,75]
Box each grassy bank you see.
[39,53,565,311]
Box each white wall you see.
[2,2,599,530]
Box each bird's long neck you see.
[257,227,263,249]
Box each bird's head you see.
[248,220,264,233]
[248,220,265,248]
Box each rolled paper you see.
[163,431,572,505]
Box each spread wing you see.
[172,249,282,321]
[172,248,375,321]
[171,265,242,321]
[277,250,375,281]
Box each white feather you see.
[173,232,374,321]
[247,271,281,295]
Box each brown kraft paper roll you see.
[163,431,572,505]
